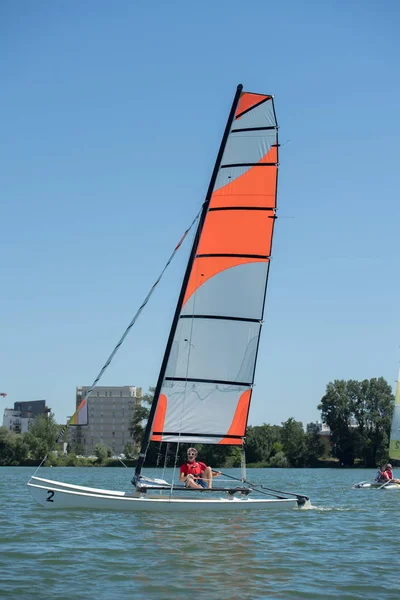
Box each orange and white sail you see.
[148,87,278,446]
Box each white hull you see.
[352,480,400,490]
[27,477,302,512]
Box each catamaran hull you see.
[27,477,301,511]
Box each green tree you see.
[224,446,242,468]
[271,441,284,456]
[268,450,289,468]
[124,441,135,459]
[318,380,358,466]
[24,413,60,461]
[280,418,308,467]
[0,427,17,465]
[304,428,325,466]
[245,424,282,464]
[350,378,393,467]
[94,443,109,464]
[13,434,29,463]
[319,378,394,466]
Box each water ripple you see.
[1,466,399,599]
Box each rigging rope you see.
[62,211,199,437]
[31,212,200,477]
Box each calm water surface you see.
[1,467,399,599]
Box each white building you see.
[306,421,331,436]
[2,400,50,434]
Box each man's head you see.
[187,447,197,462]
[387,463,392,469]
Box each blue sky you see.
[1,1,399,428]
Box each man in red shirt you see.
[385,463,400,483]
[179,447,221,489]
[376,465,390,483]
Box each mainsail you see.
[135,84,278,478]
[389,369,400,460]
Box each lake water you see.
[1,466,399,599]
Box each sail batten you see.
[232,126,277,132]
[165,377,253,386]
[196,253,271,258]
[179,315,261,323]
[152,432,243,438]
[221,163,277,168]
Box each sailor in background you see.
[385,463,400,484]
[375,465,390,483]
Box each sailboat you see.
[353,370,400,490]
[27,84,310,511]
[389,369,400,463]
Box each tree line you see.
[128,377,395,468]
[0,414,123,467]
[0,377,395,468]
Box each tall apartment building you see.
[3,400,50,434]
[71,386,142,456]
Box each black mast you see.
[133,84,243,483]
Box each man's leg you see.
[202,466,213,488]
[186,474,202,489]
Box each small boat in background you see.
[353,369,400,491]
[352,480,400,490]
